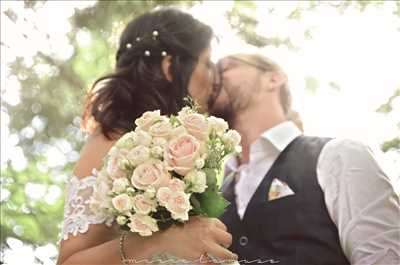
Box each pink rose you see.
[132,194,156,215]
[166,191,192,221]
[168,178,186,192]
[135,110,161,131]
[156,187,172,207]
[126,145,150,166]
[180,113,208,140]
[165,134,201,176]
[107,148,129,180]
[148,119,173,138]
[131,161,170,190]
[128,214,159,236]
[112,193,132,212]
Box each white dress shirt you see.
[225,121,400,265]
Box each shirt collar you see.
[260,121,302,152]
[225,121,302,172]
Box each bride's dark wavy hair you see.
[81,8,213,139]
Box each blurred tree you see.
[376,88,400,153]
[1,0,399,263]
[226,0,298,49]
[1,0,201,258]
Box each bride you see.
[57,8,237,265]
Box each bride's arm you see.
[58,133,157,264]
[59,228,164,265]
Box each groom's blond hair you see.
[229,53,303,132]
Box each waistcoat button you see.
[239,236,248,246]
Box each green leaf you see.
[381,137,400,153]
[304,29,313,40]
[190,195,205,215]
[376,88,400,113]
[305,76,319,94]
[288,7,303,20]
[233,0,257,11]
[376,103,392,113]
[328,81,341,91]
[198,190,230,218]
[395,1,400,17]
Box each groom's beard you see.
[207,88,219,113]
[209,87,235,128]
[210,102,235,128]
[207,77,223,112]
[210,82,252,128]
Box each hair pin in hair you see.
[144,50,151,57]
[126,43,132,49]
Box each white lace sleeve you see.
[60,169,114,241]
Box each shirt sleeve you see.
[317,138,400,265]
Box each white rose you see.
[107,148,129,180]
[150,146,164,158]
[97,169,112,194]
[132,194,157,215]
[156,187,173,207]
[166,191,192,221]
[148,119,173,138]
[135,130,152,147]
[171,126,187,138]
[126,145,150,166]
[115,132,137,149]
[207,116,228,135]
[235,145,242,153]
[144,187,156,199]
[112,178,130,193]
[117,157,131,171]
[116,215,128,225]
[177,106,192,119]
[152,137,167,147]
[112,193,132,212]
[135,110,161,130]
[89,172,112,211]
[184,170,207,193]
[223,129,241,147]
[126,187,136,195]
[128,214,159,236]
[131,160,170,190]
[108,146,119,157]
[195,158,205,169]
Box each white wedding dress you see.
[60,170,237,265]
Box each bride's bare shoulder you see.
[73,131,119,178]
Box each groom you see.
[210,53,400,264]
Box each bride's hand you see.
[157,216,238,264]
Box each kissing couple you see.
[57,8,400,265]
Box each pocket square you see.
[268,178,295,201]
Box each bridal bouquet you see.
[89,106,241,236]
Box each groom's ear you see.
[161,55,173,82]
[264,70,287,92]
